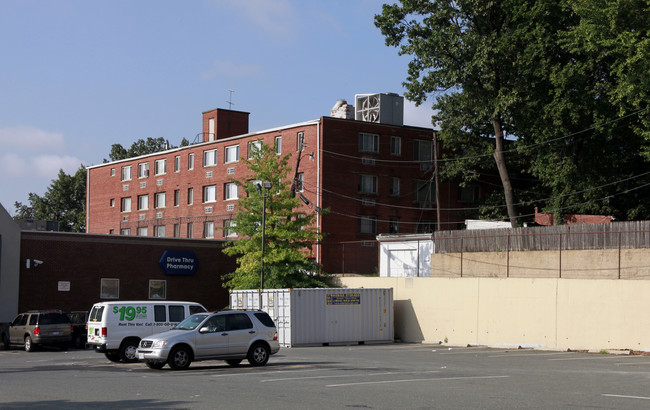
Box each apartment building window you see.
[188,153,195,170]
[188,187,194,205]
[391,136,401,156]
[359,133,379,153]
[137,226,148,236]
[248,140,262,158]
[120,228,130,236]
[296,173,304,192]
[155,159,166,175]
[275,136,282,154]
[204,221,214,238]
[203,185,216,203]
[224,182,238,200]
[389,218,400,234]
[414,140,433,161]
[359,216,377,234]
[458,185,480,203]
[137,194,149,210]
[414,179,433,206]
[173,223,180,238]
[155,192,166,208]
[187,222,193,238]
[359,175,378,194]
[174,189,180,207]
[110,198,115,207]
[225,145,239,163]
[417,222,436,233]
[223,219,237,238]
[390,177,400,196]
[121,197,132,212]
[110,168,115,177]
[121,165,132,181]
[174,155,180,172]
[297,132,305,152]
[154,225,165,238]
[203,149,217,167]
[138,162,149,178]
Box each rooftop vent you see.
[355,93,404,126]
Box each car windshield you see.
[175,313,208,330]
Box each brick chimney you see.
[202,108,250,142]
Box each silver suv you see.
[2,310,72,351]
[136,310,280,370]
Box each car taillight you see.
[102,327,107,337]
[273,331,278,341]
[71,325,74,333]
[34,326,40,336]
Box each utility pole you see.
[433,131,441,231]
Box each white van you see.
[86,301,207,363]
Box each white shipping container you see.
[230,288,393,347]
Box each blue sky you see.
[0,0,435,216]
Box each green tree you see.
[14,165,87,232]
[222,143,330,290]
[105,137,174,162]
[376,0,650,223]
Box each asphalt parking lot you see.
[1,344,650,409]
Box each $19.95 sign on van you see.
[159,250,198,275]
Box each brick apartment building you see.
[86,93,484,274]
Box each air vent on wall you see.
[140,182,146,188]
[227,168,235,174]
[205,206,213,214]
[206,171,213,178]
[226,204,235,211]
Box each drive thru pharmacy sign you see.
[159,250,198,275]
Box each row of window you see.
[357,216,436,235]
[117,220,236,239]
[111,133,305,182]
[116,183,239,212]
[100,278,173,301]
[359,133,433,161]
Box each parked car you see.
[68,311,89,349]
[2,310,72,351]
[136,310,280,370]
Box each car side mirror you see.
[199,327,210,334]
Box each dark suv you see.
[68,311,89,349]
[2,310,72,351]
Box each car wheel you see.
[105,351,121,362]
[119,339,140,363]
[225,359,242,367]
[145,361,166,370]
[168,346,192,370]
[247,342,270,367]
[74,334,84,349]
[24,336,34,352]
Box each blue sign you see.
[159,250,199,276]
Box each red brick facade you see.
[87,109,481,274]
[19,232,234,313]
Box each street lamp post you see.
[255,181,272,309]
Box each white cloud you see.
[31,154,84,178]
[0,125,65,152]
[0,153,29,176]
[200,59,265,81]
[209,0,298,39]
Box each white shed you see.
[376,234,433,277]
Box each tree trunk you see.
[492,117,518,227]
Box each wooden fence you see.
[433,221,650,253]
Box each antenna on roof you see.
[226,89,235,109]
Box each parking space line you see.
[326,375,510,387]
[487,352,572,358]
[261,370,441,383]
[603,394,650,401]
[548,356,625,361]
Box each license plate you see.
[138,353,145,360]
[52,332,61,336]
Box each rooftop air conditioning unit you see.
[355,93,404,126]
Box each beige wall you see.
[431,249,650,279]
[338,276,650,352]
